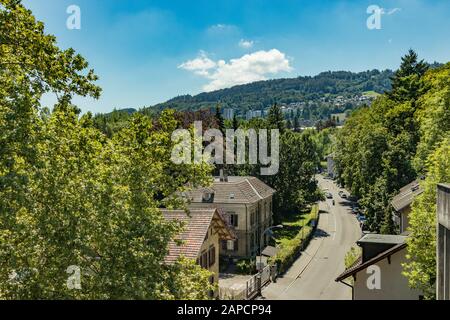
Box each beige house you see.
[336,234,422,300]
[162,209,235,296]
[185,175,275,259]
[391,180,423,234]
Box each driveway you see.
[261,175,361,300]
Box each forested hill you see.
[148,69,394,113]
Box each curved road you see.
[261,175,362,300]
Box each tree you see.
[266,104,285,134]
[0,0,214,299]
[215,104,225,134]
[232,114,239,131]
[403,138,450,299]
[388,49,429,102]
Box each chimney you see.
[219,169,228,182]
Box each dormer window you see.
[202,192,214,203]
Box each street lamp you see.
[259,225,283,272]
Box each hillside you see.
[147,69,394,117]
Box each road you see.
[261,175,362,300]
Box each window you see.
[227,240,238,251]
[221,240,227,251]
[209,246,216,267]
[229,213,238,227]
[201,251,208,269]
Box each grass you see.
[274,209,310,246]
[363,90,381,97]
[270,205,320,274]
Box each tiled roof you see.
[391,180,424,212]
[186,176,275,204]
[161,209,234,264]
[335,243,407,282]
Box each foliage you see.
[344,246,362,269]
[266,104,285,134]
[403,138,450,299]
[149,70,394,117]
[334,51,440,233]
[236,259,256,275]
[0,0,214,300]
[270,205,319,274]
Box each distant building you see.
[185,174,275,259]
[162,209,235,297]
[326,153,336,179]
[246,110,263,120]
[336,234,422,300]
[391,180,424,234]
[330,113,348,125]
[437,184,450,300]
[223,108,234,120]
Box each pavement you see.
[260,175,362,300]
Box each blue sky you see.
[23,0,450,114]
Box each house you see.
[162,209,235,295]
[437,183,450,300]
[391,180,424,234]
[336,234,422,300]
[185,175,276,259]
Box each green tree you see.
[388,49,429,103]
[215,104,225,134]
[266,104,285,134]
[403,138,450,299]
[0,0,215,299]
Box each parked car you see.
[325,192,333,199]
[340,193,348,199]
[357,213,367,223]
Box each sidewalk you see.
[260,201,329,300]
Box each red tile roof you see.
[161,209,234,264]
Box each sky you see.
[23,0,450,114]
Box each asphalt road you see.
[261,175,362,300]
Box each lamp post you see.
[259,225,283,272]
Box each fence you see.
[219,265,275,300]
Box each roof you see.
[261,246,280,257]
[336,242,407,282]
[391,180,424,212]
[358,234,407,245]
[186,176,275,204]
[162,209,235,264]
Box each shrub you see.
[270,205,319,274]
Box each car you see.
[352,207,360,214]
[325,192,333,199]
[340,193,348,199]
[357,213,367,222]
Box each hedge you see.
[270,204,320,274]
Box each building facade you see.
[162,209,235,295]
[336,234,422,300]
[437,183,450,300]
[185,175,275,259]
[391,180,423,234]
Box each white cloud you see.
[207,24,239,34]
[386,8,401,15]
[178,51,217,77]
[239,39,254,49]
[179,49,293,92]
